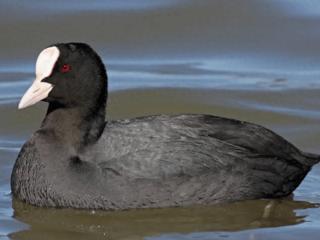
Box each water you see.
[0,0,320,239]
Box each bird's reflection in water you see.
[10,197,318,240]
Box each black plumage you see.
[11,43,320,210]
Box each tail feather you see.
[302,152,320,166]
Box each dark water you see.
[1,1,320,239]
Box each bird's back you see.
[86,114,318,208]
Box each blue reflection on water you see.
[270,0,320,17]
[3,0,320,15]
[1,56,320,105]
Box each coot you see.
[11,43,319,210]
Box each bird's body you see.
[11,43,319,210]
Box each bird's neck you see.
[40,102,106,151]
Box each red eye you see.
[61,64,71,73]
